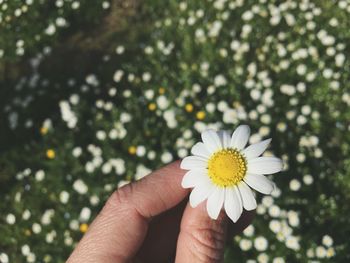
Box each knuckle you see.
[99,184,143,226]
[107,184,134,210]
[188,227,226,263]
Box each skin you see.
[67,161,254,263]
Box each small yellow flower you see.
[80,223,89,233]
[327,247,335,257]
[233,101,241,108]
[44,255,52,262]
[148,103,156,111]
[159,87,165,94]
[128,146,137,155]
[185,103,194,112]
[46,149,55,159]
[24,229,31,236]
[196,111,206,120]
[40,127,48,135]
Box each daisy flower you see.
[180,125,283,222]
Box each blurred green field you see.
[1,0,350,262]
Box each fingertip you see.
[175,203,228,263]
[168,159,182,170]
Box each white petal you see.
[207,187,225,220]
[224,187,243,223]
[233,186,243,214]
[242,139,272,159]
[180,156,207,170]
[217,130,231,148]
[201,129,222,153]
[191,142,211,159]
[189,180,214,208]
[244,173,274,194]
[181,169,208,188]
[230,125,250,150]
[237,182,257,211]
[247,157,283,175]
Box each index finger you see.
[67,161,188,263]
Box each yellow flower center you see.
[46,149,55,159]
[80,223,89,233]
[208,148,247,187]
[196,111,206,120]
[148,103,156,111]
[40,127,48,135]
[185,103,194,112]
[128,146,137,155]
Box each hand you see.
[67,161,254,263]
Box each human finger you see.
[135,199,187,263]
[174,202,229,263]
[67,161,188,263]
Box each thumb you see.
[175,202,228,263]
